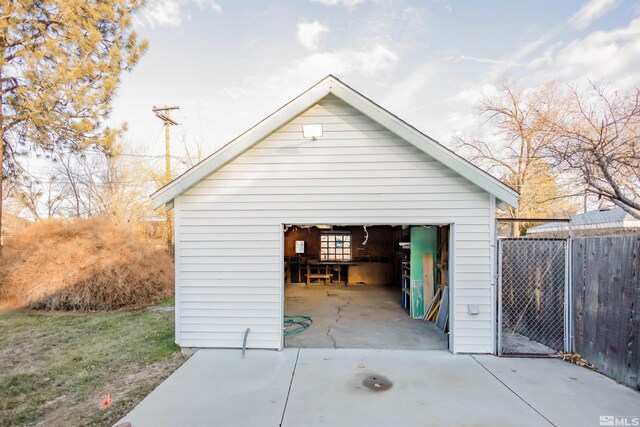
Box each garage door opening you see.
[283,224,450,349]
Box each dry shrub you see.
[0,217,174,311]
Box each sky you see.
[109,0,640,161]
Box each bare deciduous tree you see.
[53,146,155,226]
[9,173,64,222]
[546,84,640,219]
[456,80,577,234]
[6,141,157,232]
[178,132,206,170]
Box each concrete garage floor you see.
[120,349,640,427]
[284,285,448,350]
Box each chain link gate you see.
[497,238,571,356]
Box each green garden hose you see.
[284,315,312,336]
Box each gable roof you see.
[152,75,518,210]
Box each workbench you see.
[306,261,357,285]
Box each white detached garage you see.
[152,75,518,354]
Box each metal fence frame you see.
[564,239,573,353]
[497,242,504,355]
[497,237,572,356]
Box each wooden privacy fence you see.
[572,235,640,390]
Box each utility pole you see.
[152,105,179,252]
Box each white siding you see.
[175,95,494,353]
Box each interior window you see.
[320,233,351,261]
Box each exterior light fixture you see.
[302,124,323,141]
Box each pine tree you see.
[0,0,147,242]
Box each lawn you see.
[0,309,186,427]
[153,296,175,307]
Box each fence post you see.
[563,238,572,352]
[566,220,574,353]
[497,239,503,356]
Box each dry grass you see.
[0,217,174,311]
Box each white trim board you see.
[152,75,518,210]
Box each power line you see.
[56,148,182,159]
[24,178,160,184]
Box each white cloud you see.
[568,0,619,29]
[401,5,428,29]
[386,10,640,148]
[291,44,398,80]
[385,65,440,114]
[380,61,473,143]
[310,0,365,7]
[206,44,399,146]
[437,15,640,145]
[135,0,222,28]
[443,17,640,139]
[218,86,247,99]
[241,44,398,106]
[449,29,561,84]
[533,17,640,89]
[450,84,498,104]
[194,0,222,12]
[455,55,527,67]
[297,21,329,50]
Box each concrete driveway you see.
[119,349,640,427]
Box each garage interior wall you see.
[284,225,396,286]
[173,95,494,353]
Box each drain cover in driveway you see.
[361,374,392,392]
